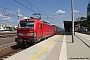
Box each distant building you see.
[0,25,5,31]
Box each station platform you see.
[4,32,90,60]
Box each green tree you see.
[76,17,86,21]
[76,17,87,27]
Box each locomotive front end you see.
[15,19,37,44]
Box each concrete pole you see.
[71,0,74,43]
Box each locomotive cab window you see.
[19,22,34,28]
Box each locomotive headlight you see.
[33,32,36,37]
[27,32,36,37]
[18,33,23,36]
[27,33,33,36]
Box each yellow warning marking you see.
[30,36,59,60]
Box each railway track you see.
[0,43,33,60]
[0,37,45,60]
[0,45,22,60]
[0,42,16,50]
[0,42,17,60]
[0,31,19,60]
[0,31,17,38]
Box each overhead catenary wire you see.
[15,0,87,23]
[0,5,19,24]
[1,0,88,24]
[26,0,46,15]
[25,0,49,20]
[14,0,36,13]
[14,0,51,20]
[14,0,43,20]
[0,5,18,18]
[0,5,10,10]
[0,5,29,21]
[0,5,17,14]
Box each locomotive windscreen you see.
[19,22,34,28]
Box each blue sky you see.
[0,0,90,28]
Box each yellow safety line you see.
[30,36,59,60]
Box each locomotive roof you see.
[20,17,42,22]
[20,17,54,26]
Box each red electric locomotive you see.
[15,17,54,45]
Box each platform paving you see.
[45,32,90,60]
[4,32,90,60]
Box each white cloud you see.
[0,13,2,17]
[74,10,79,13]
[56,10,66,14]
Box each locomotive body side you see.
[49,25,54,36]
[53,25,60,35]
[42,22,54,39]
[15,17,55,45]
[42,23,49,38]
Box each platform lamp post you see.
[71,0,74,43]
